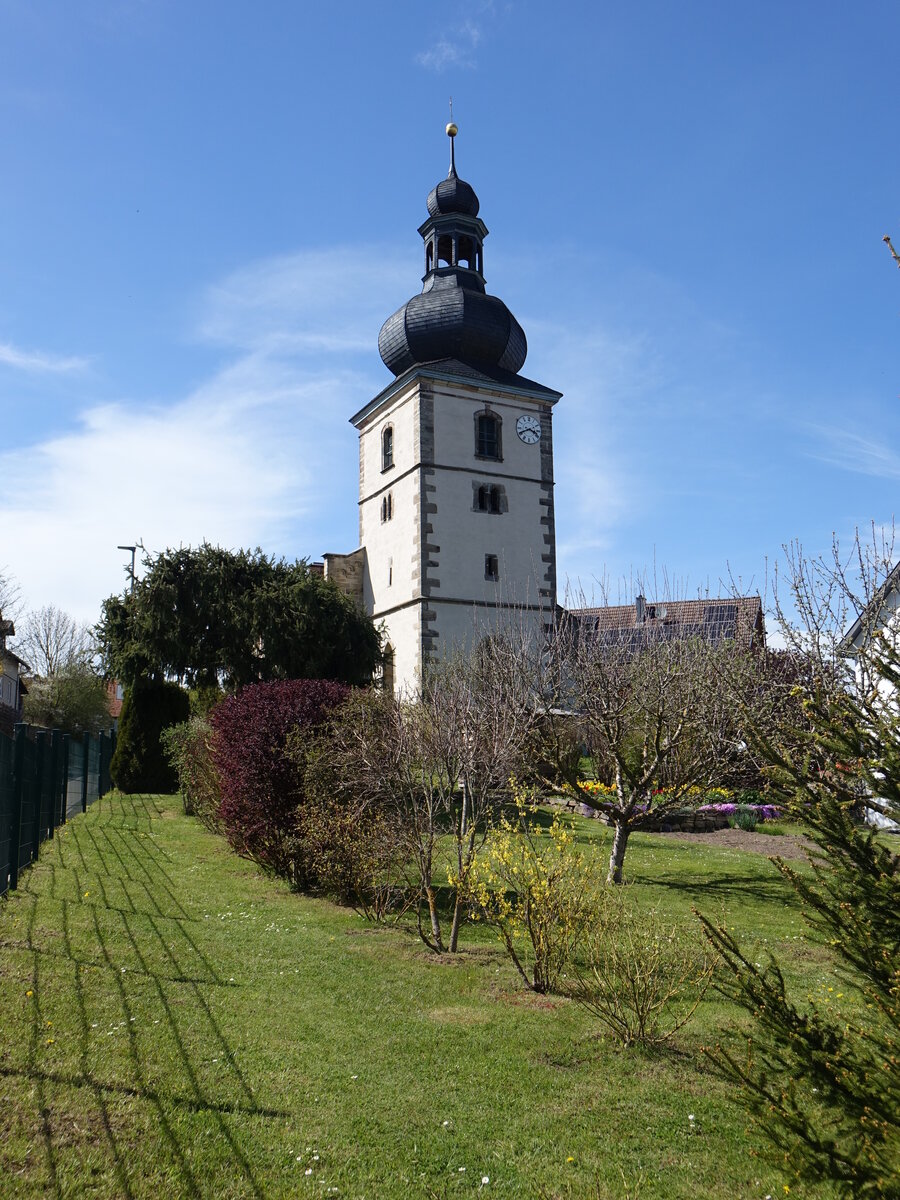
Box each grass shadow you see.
[3,791,289,1198]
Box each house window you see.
[388,557,393,587]
[382,425,394,471]
[485,554,499,582]
[475,411,501,460]
[381,493,393,523]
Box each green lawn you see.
[0,792,841,1199]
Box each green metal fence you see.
[0,724,115,896]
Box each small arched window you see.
[476,484,503,514]
[475,411,501,460]
[382,425,394,471]
[382,644,395,693]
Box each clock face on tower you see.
[516,414,542,444]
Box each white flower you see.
[482,1176,490,1184]
[688,1114,695,1121]
[305,1168,312,1176]
[458,1166,466,1172]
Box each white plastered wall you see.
[354,371,556,695]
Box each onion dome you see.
[426,172,479,218]
[378,124,527,378]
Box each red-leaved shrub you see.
[210,679,349,887]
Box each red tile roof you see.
[567,596,765,650]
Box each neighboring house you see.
[566,595,766,652]
[841,560,900,668]
[840,562,900,832]
[106,679,125,726]
[0,617,29,736]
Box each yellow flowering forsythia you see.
[465,786,602,994]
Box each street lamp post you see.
[117,545,137,594]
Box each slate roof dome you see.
[378,126,528,379]
[426,171,480,218]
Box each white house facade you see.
[841,561,900,831]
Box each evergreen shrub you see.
[110,679,190,794]
[211,679,349,888]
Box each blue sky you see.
[1,0,898,625]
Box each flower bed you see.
[570,782,783,829]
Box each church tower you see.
[325,125,561,693]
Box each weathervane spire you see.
[446,97,458,177]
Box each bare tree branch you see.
[15,605,96,676]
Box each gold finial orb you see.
[446,122,458,137]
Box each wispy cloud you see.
[523,317,664,587]
[0,246,415,622]
[416,18,484,72]
[197,246,412,354]
[807,424,900,481]
[0,341,90,374]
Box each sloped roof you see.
[567,595,765,651]
[841,560,900,651]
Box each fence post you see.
[9,724,27,892]
[48,730,61,839]
[99,731,113,798]
[81,731,90,813]
[60,734,70,825]
[33,731,47,853]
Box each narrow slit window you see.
[485,554,499,582]
[382,425,394,471]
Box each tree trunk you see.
[448,819,476,953]
[448,892,463,954]
[607,821,629,885]
[423,875,444,952]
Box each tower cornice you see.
[351,360,561,430]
